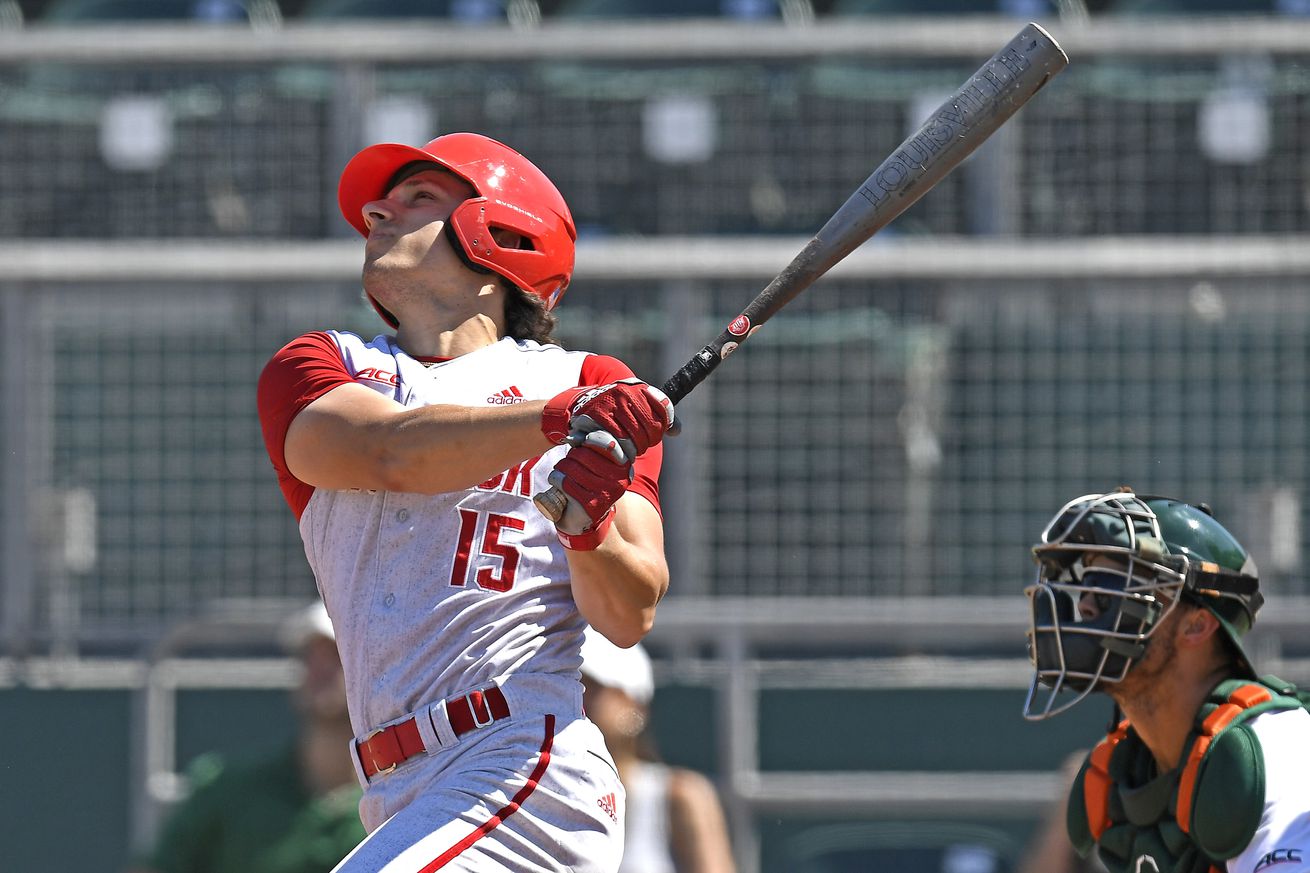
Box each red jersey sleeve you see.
[257,331,354,520]
[578,354,664,517]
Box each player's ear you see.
[490,226,525,250]
[1178,606,1220,647]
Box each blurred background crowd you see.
[2,1,1310,871]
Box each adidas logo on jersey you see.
[596,792,618,823]
[487,386,525,405]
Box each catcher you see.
[1023,488,1310,873]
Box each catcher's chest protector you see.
[1067,677,1310,873]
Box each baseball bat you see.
[535,22,1068,526]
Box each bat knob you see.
[533,485,567,524]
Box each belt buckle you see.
[469,688,496,728]
[361,727,398,777]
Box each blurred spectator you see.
[579,628,737,873]
[127,601,365,873]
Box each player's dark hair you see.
[503,283,558,344]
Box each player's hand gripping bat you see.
[535,22,1068,529]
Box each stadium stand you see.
[1108,0,1277,13]
[297,0,527,22]
[545,0,790,19]
[823,0,1054,16]
[39,0,281,23]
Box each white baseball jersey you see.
[258,330,665,871]
[1227,707,1310,873]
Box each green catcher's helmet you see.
[1023,489,1263,720]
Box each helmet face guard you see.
[1023,490,1262,721]
[1024,493,1183,720]
[337,132,577,325]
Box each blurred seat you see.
[40,0,280,23]
[785,821,1018,873]
[299,0,533,21]
[547,0,789,20]
[1108,0,1276,12]
[825,0,1054,14]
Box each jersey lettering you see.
[476,455,543,498]
[477,514,525,592]
[448,508,525,592]
[448,509,479,588]
[1254,849,1304,872]
[355,366,400,386]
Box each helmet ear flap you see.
[443,220,494,277]
[445,195,574,309]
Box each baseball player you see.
[257,132,676,872]
[1023,488,1310,873]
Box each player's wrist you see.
[556,506,615,551]
[541,386,586,443]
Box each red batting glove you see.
[547,446,634,551]
[541,378,675,464]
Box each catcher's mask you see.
[1023,489,1262,721]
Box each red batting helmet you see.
[338,132,577,316]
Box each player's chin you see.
[363,237,394,262]
[363,249,411,278]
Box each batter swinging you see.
[257,132,676,872]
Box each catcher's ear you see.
[1178,607,1220,647]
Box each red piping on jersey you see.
[417,714,556,871]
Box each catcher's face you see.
[1076,554,1140,620]
[1024,548,1181,720]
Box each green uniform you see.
[143,743,365,873]
[1068,677,1310,873]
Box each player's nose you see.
[1078,590,1102,621]
[361,197,396,233]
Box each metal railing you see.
[6,595,1310,871]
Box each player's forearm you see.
[568,526,668,648]
[369,401,555,493]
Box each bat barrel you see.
[655,23,1067,406]
[816,22,1068,273]
[536,23,1069,525]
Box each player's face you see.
[1074,552,1184,692]
[1075,553,1137,622]
[360,168,477,280]
[1110,604,1183,699]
